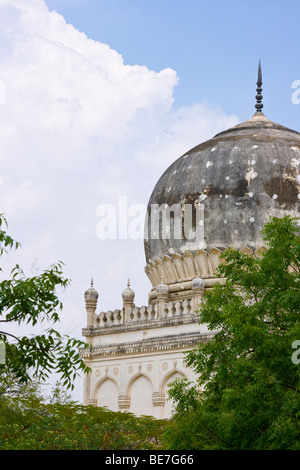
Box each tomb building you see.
[81,63,300,418]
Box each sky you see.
[0,0,299,401]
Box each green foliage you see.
[0,213,90,389]
[0,376,166,450]
[0,214,166,450]
[163,216,300,450]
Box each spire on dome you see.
[84,278,98,301]
[255,60,264,114]
[122,279,135,304]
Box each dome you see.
[84,279,99,301]
[122,279,135,302]
[145,106,300,266]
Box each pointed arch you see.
[126,371,153,396]
[160,368,188,395]
[161,369,188,419]
[93,375,119,412]
[127,372,154,417]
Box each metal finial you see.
[91,278,94,288]
[255,60,263,113]
[127,278,130,288]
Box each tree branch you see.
[0,331,20,342]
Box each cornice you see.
[80,331,216,358]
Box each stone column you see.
[152,392,165,419]
[191,275,205,313]
[83,368,92,406]
[156,277,169,319]
[118,395,131,411]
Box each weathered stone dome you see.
[122,279,135,303]
[84,279,99,301]
[145,112,300,266]
[144,64,300,291]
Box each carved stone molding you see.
[82,312,200,336]
[80,331,216,359]
[118,395,130,410]
[145,248,224,287]
[89,398,97,407]
[152,392,165,406]
[145,246,266,288]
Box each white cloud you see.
[0,0,239,401]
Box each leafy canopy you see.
[0,375,166,450]
[164,216,300,450]
[0,213,89,389]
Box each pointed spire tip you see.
[255,60,264,114]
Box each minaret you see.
[84,278,99,329]
[83,279,98,407]
[122,279,135,322]
[255,60,264,115]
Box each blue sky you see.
[44,0,300,128]
[1,0,299,401]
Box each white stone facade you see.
[81,247,226,418]
[83,350,200,419]
[81,77,300,418]
[81,244,269,418]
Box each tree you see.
[164,216,300,450]
[0,375,167,450]
[0,213,89,389]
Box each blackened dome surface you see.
[144,113,300,263]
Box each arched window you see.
[96,378,118,412]
[163,371,186,419]
[129,375,154,417]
